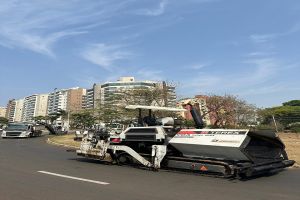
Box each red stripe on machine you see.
[178,131,208,134]
[178,131,196,134]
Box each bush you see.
[288,122,300,133]
[183,120,195,128]
[291,127,300,133]
[254,124,276,131]
[254,123,285,132]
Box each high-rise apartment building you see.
[67,87,86,112]
[6,99,16,122]
[100,77,155,104]
[84,84,102,109]
[156,81,177,107]
[5,99,25,122]
[93,84,102,109]
[84,87,94,109]
[22,94,49,122]
[35,94,49,117]
[0,107,6,118]
[22,95,37,122]
[47,89,68,114]
[82,77,177,110]
[14,99,24,122]
[99,77,176,107]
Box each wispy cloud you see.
[250,34,277,43]
[81,43,132,70]
[246,51,276,57]
[241,58,279,83]
[178,56,287,98]
[180,73,221,89]
[250,23,300,44]
[2,30,87,57]
[136,0,168,16]
[186,62,211,70]
[136,69,164,81]
[238,84,286,96]
[0,0,127,56]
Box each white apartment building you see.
[47,89,68,114]
[99,77,177,107]
[84,87,94,109]
[22,95,37,122]
[0,106,6,118]
[83,83,103,109]
[14,99,24,122]
[100,77,155,104]
[82,77,177,110]
[35,94,49,116]
[22,95,35,122]
[22,94,49,122]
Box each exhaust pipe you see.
[187,103,204,129]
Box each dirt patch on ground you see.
[278,133,300,168]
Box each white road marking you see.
[38,171,110,185]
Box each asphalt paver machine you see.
[77,105,294,178]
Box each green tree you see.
[282,100,300,107]
[235,99,257,127]
[46,109,68,124]
[95,93,126,124]
[259,105,300,127]
[57,109,68,121]
[33,116,46,122]
[71,111,95,129]
[95,84,173,125]
[184,119,195,128]
[259,99,300,132]
[116,81,175,107]
[47,113,60,124]
[0,117,8,125]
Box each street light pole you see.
[272,115,278,132]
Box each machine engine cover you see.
[169,129,287,163]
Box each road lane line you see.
[38,171,110,185]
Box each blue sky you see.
[0,0,299,108]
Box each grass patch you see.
[48,134,80,148]
[279,133,300,168]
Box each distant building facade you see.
[178,95,212,126]
[97,77,176,107]
[22,95,38,122]
[14,99,24,122]
[47,89,68,114]
[0,107,6,118]
[84,87,94,109]
[6,99,16,122]
[35,94,49,117]
[67,87,86,112]
[21,94,49,122]
[3,76,177,122]
[100,77,155,105]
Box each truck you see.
[1,122,43,138]
[76,105,295,178]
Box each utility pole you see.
[272,115,278,132]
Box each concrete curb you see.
[47,138,79,149]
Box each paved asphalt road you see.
[0,136,299,200]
